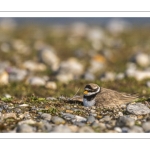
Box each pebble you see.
[73,115,87,123]
[142,122,150,132]
[51,124,71,133]
[65,110,74,113]
[87,115,95,124]
[58,57,84,78]
[78,126,94,133]
[99,123,106,130]
[51,116,66,125]
[74,122,86,127]
[68,125,79,132]
[99,116,111,122]
[23,60,46,71]
[83,72,95,81]
[133,52,150,67]
[38,47,60,71]
[126,69,150,81]
[116,115,135,127]
[16,124,35,133]
[105,120,116,129]
[2,113,17,120]
[40,113,52,122]
[19,104,29,108]
[128,126,144,133]
[56,73,73,83]
[7,67,28,82]
[91,120,100,128]
[18,119,36,125]
[4,94,11,98]
[27,76,46,86]
[61,112,75,121]
[127,103,150,115]
[40,120,53,132]
[45,81,57,90]
[121,127,130,133]
[100,72,116,81]
[114,127,122,133]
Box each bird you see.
[83,83,139,108]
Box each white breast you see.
[83,98,95,107]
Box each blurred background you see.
[1,17,150,97]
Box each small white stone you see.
[100,72,116,81]
[45,81,57,90]
[19,104,29,107]
[23,60,46,71]
[27,76,46,86]
[134,53,150,67]
[56,73,73,83]
[114,127,122,133]
[38,47,60,71]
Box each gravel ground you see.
[0,18,150,132]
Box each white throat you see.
[83,98,95,107]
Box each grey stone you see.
[51,125,72,133]
[51,116,65,125]
[128,126,144,133]
[83,72,95,81]
[116,115,135,127]
[127,103,150,115]
[122,127,130,133]
[91,120,100,128]
[8,67,27,82]
[142,122,150,132]
[99,116,111,122]
[61,112,75,121]
[41,113,51,122]
[16,124,35,133]
[74,122,86,127]
[41,120,53,132]
[78,126,94,133]
[105,120,116,129]
[87,115,95,124]
[27,76,46,86]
